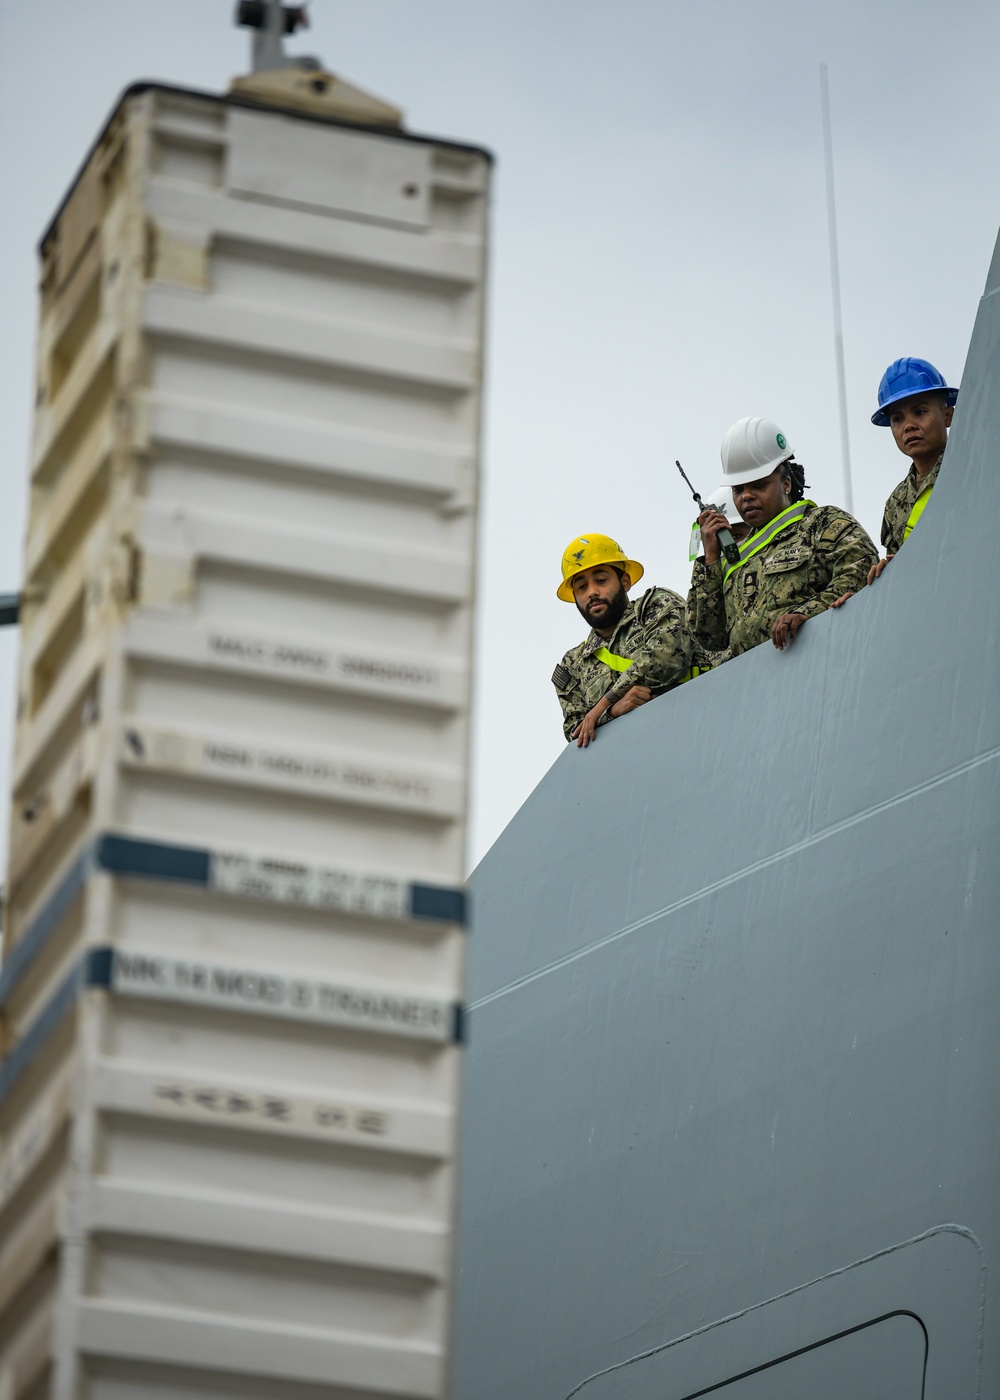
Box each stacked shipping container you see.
[0,79,490,1400]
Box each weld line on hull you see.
[468,740,1000,1012]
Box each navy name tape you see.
[0,834,467,1013]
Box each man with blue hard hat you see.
[867,357,958,583]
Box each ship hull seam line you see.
[468,741,1000,1011]
[562,1224,985,1399]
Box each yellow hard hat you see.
[557,534,644,602]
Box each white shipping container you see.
[0,64,491,1400]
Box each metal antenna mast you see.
[820,63,853,514]
[254,0,290,73]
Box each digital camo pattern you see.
[686,505,878,658]
[551,586,696,743]
[881,452,943,556]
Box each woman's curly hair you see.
[780,457,808,502]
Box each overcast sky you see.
[1,0,998,875]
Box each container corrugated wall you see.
[0,82,491,1400]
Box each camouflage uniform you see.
[552,586,699,743]
[689,550,733,668]
[880,452,943,556]
[687,504,878,658]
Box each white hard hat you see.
[704,487,743,525]
[720,416,793,487]
[688,488,743,561]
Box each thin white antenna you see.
[819,63,853,514]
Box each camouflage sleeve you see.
[880,507,897,555]
[794,510,879,621]
[551,658,616,744]
[686,560,730,652]
[552,658,596,743]
[603,590,692,705]
[881,486,907,555]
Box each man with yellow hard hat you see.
[552,534,703,747]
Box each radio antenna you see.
[820,63,853,515]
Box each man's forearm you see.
[605,639,691,702]
[562,699,614,741]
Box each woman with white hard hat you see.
[686,417,878,655]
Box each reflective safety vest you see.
[722,501,816,583]
[903,483,932,542]
[593,646,709,686]
[593,646,633,672]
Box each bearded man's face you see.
[571,566,630,633]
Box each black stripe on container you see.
[410,884,467,926]
[94,835,211,886]
[0,962,82,1109]
[83,946,115,988]
[0,850,89,1009]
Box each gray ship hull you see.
[453,233,1000,1397]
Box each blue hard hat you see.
[872,357,959,426]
